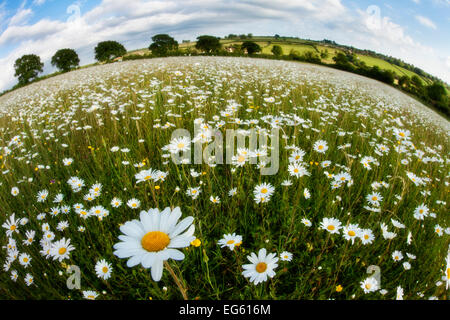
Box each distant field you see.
[127,38,430,85]
[356,55,430,84]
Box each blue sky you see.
[0,0,449,91]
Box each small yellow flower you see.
[155,185,160,190]
[336,285,343,292]
[191,238,201,247]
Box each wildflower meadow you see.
[0,56,448,300]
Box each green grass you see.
[0,57,448,300]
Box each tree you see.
[274,34,280,39]
[14,54,44,85]
[241,41,261,55]
[426,82,446,102]
[94,40,126,62]
[320,49,329,59]
[149,34,178,56]
[411,75,423,88]
[195,35,221,53]
[51,48,80,72]
[398,75,410,88]
[303,51,321,64]
[271,45,283,57]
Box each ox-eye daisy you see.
[361,277,379,293]
[83,290,99,300]
[111,197,122,208]
[113,207,195,281]
[313,140,328,153]
[95,259,113,280]
[127,198,141,209]
[218,233,242,251]
[280,251,293,262]
[242,248,278,285]
[50,238,75,262]
[320,217,342,234]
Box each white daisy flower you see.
[95,259,113,280]
[127,198,141,209]
[113,207,195,281]
[392,250,403,262]
[218,233,242,251]
[313,140,328,153]
[83,290,99,300]
[37,189,49,202]
[279,251,293,262]
[209,196,220,204]
[301,218,312,227]
[111,197,122,208]
[50,238,75,262]
[320,217,342,234]
[11,187,19,196]
[360,277,379,293]
[242,248,278,285]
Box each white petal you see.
[166,248,185,260]
[167,236,193,248]
[151,258,164,281]
[142,252,156,268]
[120,221,144,238]
[160,207,181,233]
[126,253,144,267]
[169,216,194,238]
[258,248,267,260]
[140,211,153,231]
[114,248,144,258]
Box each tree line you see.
[8,34,449,116]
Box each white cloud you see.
[33,0,46,5]
[8,7,33,26]
[415,15,437,29]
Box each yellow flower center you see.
[226,240,235,245]
[23,257,28,263]
[365,283,372,290]
[141,231,170,252]
[261,188,268,194]
[372,196,378,201]
[318,145,324,150]
[102,266,108,273]
[10,225,16,231]
[59,248,67,255]
[327,225,335,231]
[177,143,185,149]
[364,235,369,240]
[348,230,356,237]
[294,168,299,173]
[256,262,267,273]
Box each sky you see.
[0,0,449,92]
